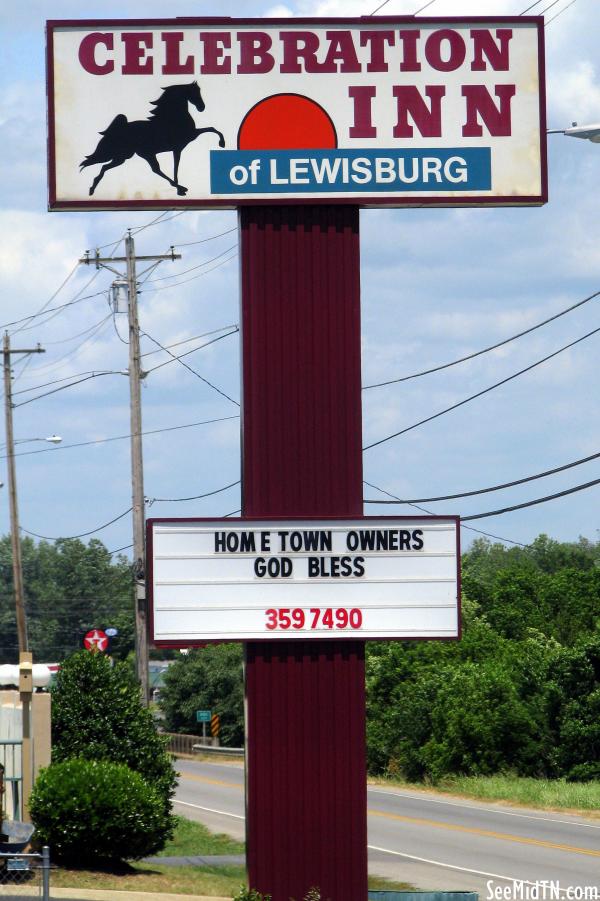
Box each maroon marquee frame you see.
[146,513,462,646]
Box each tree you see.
[51,650,177,812]
[0,535,134,663]
[544,637,600,780]
[160,644,244,746]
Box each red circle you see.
[84,629,108,652]
[238,94,337,150]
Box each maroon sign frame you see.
[46,16,548,211]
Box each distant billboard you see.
[148,516,460,644]
[47,17,546,210]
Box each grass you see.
[370,773,600,815]
[157,815,244,857]
[51,861,246,896]
[50,815,416,896]
[50,815,245,896]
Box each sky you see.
[1,0,599,562]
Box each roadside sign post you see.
[196,710,211,744]
[48,16,546,900]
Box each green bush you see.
[51,651,176,811]
[30,758,172,864]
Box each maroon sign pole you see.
[240,205,367,900]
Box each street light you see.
[548,122,600,143]
[13,436,63,446]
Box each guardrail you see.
[192,744,244,757]
[164,732,244,757]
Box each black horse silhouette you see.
[80,81,225,196]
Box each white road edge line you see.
[367,788,600,829]
[174,799,245,820]
[367,845,570,895]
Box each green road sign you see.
[196,710,211,723]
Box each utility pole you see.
[3,333,45,653]
[3,331,45,821]
[80,238,180,706]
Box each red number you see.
[279,609,291,629]
[322,609,334,629]
[292,609,305,629]
[349,609,362,629]
[335,608,349,628]
[266,609,278,630]
[310,608,320,628]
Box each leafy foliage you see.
[0,535,134,663]
[30,758,170,864]
[232,889,272,901]
[160,644,244,746]
[367,535,600,782]
[51,650,177,810]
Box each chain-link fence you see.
[0,848,50,901]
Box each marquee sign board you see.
[47,17,546,210]
[147,517,460,644]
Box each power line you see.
[140,325,238,358]
[131,211,185,236]
[0,290,107,333]
[413,0,438,13]
[15,270,102,335]
[9,263,78,337]
[369,0,392,13]
[521,0,545,12]
[144,327,239,373]
[13,370,123,408]
[108,543,134,555]
[363,323,600,451]
[462,476,600,521]
[363,479,531,547]
[42,314,113,346]
[147,479,240,504]
[546,0,578,24]
[174,226,237,248]
[539,0,566,14]
[2,414,240,459]
[364,287,600,390]
[22,315,112,375]
[142,328,240,406]
[12,369,121,398]
[363,448,600,503]
[144,250,238,292]
[144,244,238,283]
[21,507,132,542]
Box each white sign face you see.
[47,17,546,210]
[148,517,460,644]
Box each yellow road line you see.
[368,809,600,858]
[178,773,599,858]
[179,771,243,790]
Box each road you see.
[174,758,600,895]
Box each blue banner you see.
[210,148,491,195]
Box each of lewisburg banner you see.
[47,17,547,210]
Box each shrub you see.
[30,758,172,864]
[51,651,176,812]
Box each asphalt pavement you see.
[174,757,600,896]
